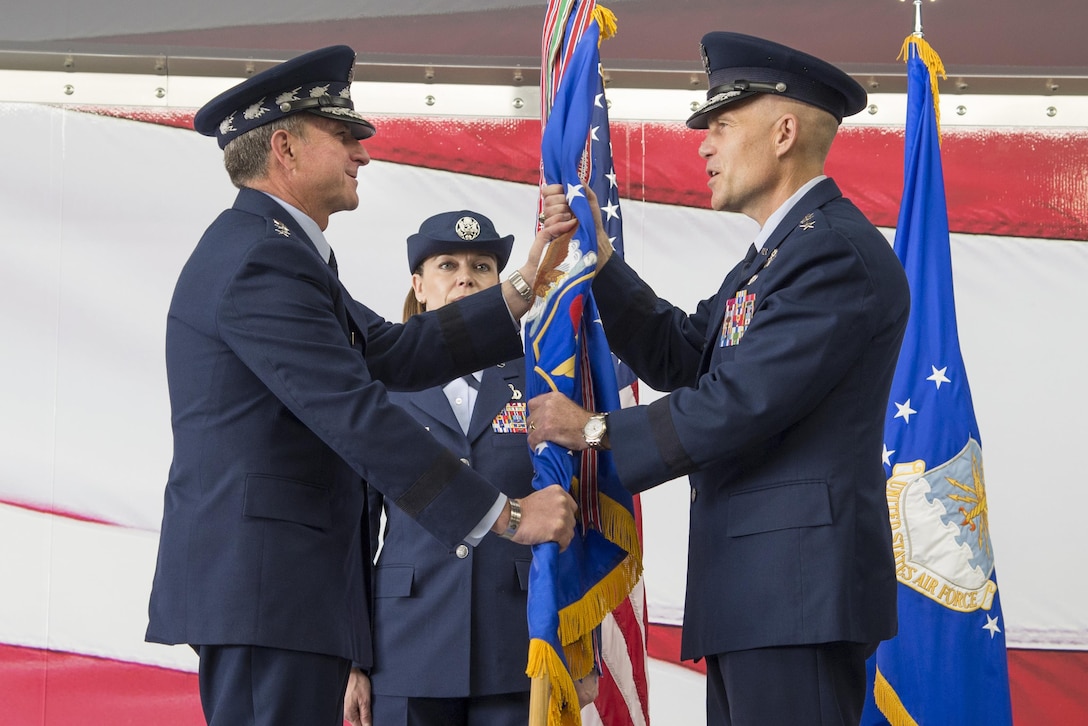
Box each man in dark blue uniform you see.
[144,46,577,726]
[529,32,910,725]
[355,210,536,726]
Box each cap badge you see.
[219,113,237,136]
[455,216,482,241]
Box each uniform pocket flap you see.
[727,480,832,537]
[374,565,414,598]
[242,474,332,530]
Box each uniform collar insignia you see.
[273,219,291,237]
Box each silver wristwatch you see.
[506,269,534,303]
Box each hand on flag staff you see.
[528,183,613,452]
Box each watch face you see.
[584,416,605,441]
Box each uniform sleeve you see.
[604,229,886,493]
[350,288,523,391]
[592,254,716,392]
[218,235,499,547]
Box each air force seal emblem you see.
[887,437,998,612]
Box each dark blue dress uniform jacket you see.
[368,362,535,698]
[145,188,523,669]
[595,179,910,662]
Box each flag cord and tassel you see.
[897,37,946,141]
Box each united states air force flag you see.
[525,2,641,725]
[863,35,1013,725]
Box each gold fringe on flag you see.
[593,5,617,44]
[898,35,947,142]
[558,550,642,647]
[555,480,643,650]
[528,638,582,726]
[597,492,642,558]
[564,630,595,679]
[527,483,642,726]
[873,666,921,726]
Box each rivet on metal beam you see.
[1046,106,1058,118]
[513,68,524,84]
[868,104,879,115]
[424,67,435,81]
[154,56,166,74]
[425,95,436,106]
[244,62,256,76]
[955,105,967,116]
[513,98,524,110]
[155,87,167,99]
[63,84,74,96]
[63,55,74,71]
[956,80,969,92]
[690,100,701,111]
[689,74,702,88]
[867,78,880,91]
[1047,80,1061,93]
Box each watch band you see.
[506,270,534,303]
[499,497,522,539]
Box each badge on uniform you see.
[720,289,756,347]
[492,401,528,433]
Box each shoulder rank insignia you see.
[799,213,816,230]
[272,219,291,237]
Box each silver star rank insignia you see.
[799,213,816,230]
[273,219,291,237]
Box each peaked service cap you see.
[193,45,376,149]
[687,31,867,128]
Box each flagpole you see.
[529,675,551,726]
[903,0,930,36]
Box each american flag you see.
[579,40,650,726]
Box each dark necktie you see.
[462,374,480,390]
[328,248,339,277]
